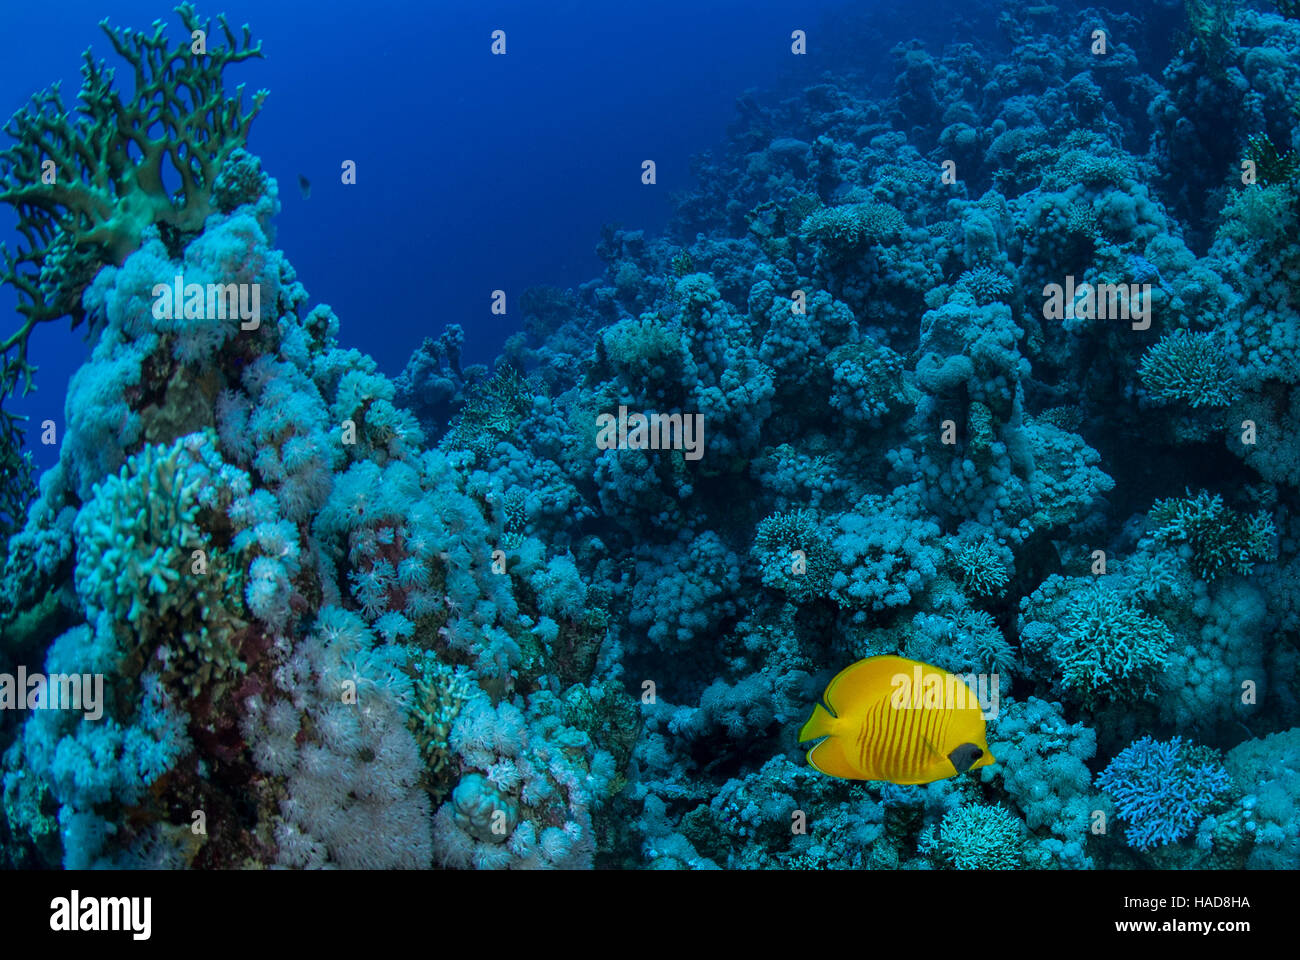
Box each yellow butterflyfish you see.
[798,655,996,784]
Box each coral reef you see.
[3,0,1300,873]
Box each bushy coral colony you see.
[2,1,1300,870]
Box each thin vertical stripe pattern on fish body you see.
[798,655,995,784]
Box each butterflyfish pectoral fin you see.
[799,701,837,743]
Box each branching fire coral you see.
[0,2,266,390]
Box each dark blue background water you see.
[1,0,892,471]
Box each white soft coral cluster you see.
[431,691,611,869]
[217,353,341,522]
[317,347,424,466]
[312,449,527,675]
[242,607,432,869]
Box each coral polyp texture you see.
[2,0,1300,874]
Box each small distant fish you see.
[297,173,311,199]
[798,655,995,784]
